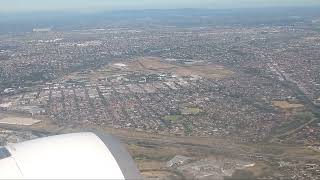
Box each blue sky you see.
[1,0,320,12]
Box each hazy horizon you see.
[1,0,320,13]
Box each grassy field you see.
[181,107,203,115]
[162,115,183,122]
[6,116,320,179]
[125,57,233,79]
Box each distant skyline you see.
[1,0,320,12]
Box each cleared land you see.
[0,116,41,126]
[60,57,233,85]
[1,119,320,179]
[127,57,233,79]
[272,101,304,109]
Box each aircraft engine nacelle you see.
[0,132,141,179]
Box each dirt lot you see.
[0,114,41,126]
[272,101,304,109]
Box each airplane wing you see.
[0,132,141,179]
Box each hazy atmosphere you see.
[1,0,320,179]
[1,0,320,12]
